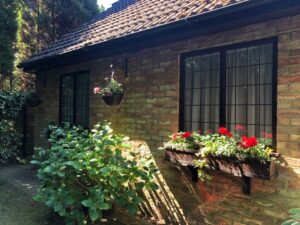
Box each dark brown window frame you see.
[179,37,278,148]
[59,70,90,128]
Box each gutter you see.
[19,0,298,72]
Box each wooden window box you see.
[165,148,278,194]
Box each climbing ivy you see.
[0,92,26,163]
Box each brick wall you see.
[32,14,300,225]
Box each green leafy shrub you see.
[31,122,158,225]
[282,208,300,225]
[0,92,25,163]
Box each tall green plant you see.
[0,92,26,163]
[0,0,20,90]
[32,122,158,225]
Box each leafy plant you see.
[0,91,26,163]
[161,131,202,151]
[282,208,300,225]
[94,69,123,98]
[31,122,158,225]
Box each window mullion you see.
[220,49,226,127]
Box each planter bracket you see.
[242,176,251,194]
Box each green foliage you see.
[31,122,158,225]
[161,132,202,151]
[282,208,300,225]
[0,92,26,163]
[1,0,99,90]
[0,0,20,90]
[38,0,99,42]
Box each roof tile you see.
[24,0,248,64]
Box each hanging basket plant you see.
[102,93,123,106]
[94,65,124,106]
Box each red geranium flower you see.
[227,132,233,138]
[240,136,258,148]
[218,127,229,135]
[181,132,192,139]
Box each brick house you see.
[20,0,300,224]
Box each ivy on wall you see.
[0,92,26,163]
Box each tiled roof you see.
[23,0,248,65]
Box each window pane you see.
[202,54,211,71]
[185,72,192,90]
[193,71,201,89]
[248,65,259,85]
[260,44,273,64]
[248,85,259,105]
[184,106,191,122]
[75,73,89,127]
[236,67,247,86]
[236,86,247,104]
[248,46,260,65]
[260,64,273,84]
[227,50,236,68]
[192,89,201,105]
[183,52,220,132]
[192,106,200,122]
[185,58,193,72]
[61,76,74,123]
[193,57,201,72]
[224,43,274,142]
[60,73,89,127]
[227,68,235,86]
[236,48,248,66]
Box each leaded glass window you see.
[60,72,89,127]
[181,39,276,143]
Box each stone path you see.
[0,164,39,196]
[0,164,151,225]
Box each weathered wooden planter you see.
[164,148,197,166]
[102,94,123,106]
[165,148,278,194]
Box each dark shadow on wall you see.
[131,141,300,225]
[130,141,207,225]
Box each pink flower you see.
[262,132,272,139]
[235,124,245,131]
[94,86,101,94]
[172,133,181,140]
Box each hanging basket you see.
[26,92,41,107]
[102,94,123,106]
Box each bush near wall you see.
[0,92,26,164]
[32,122,158,225]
